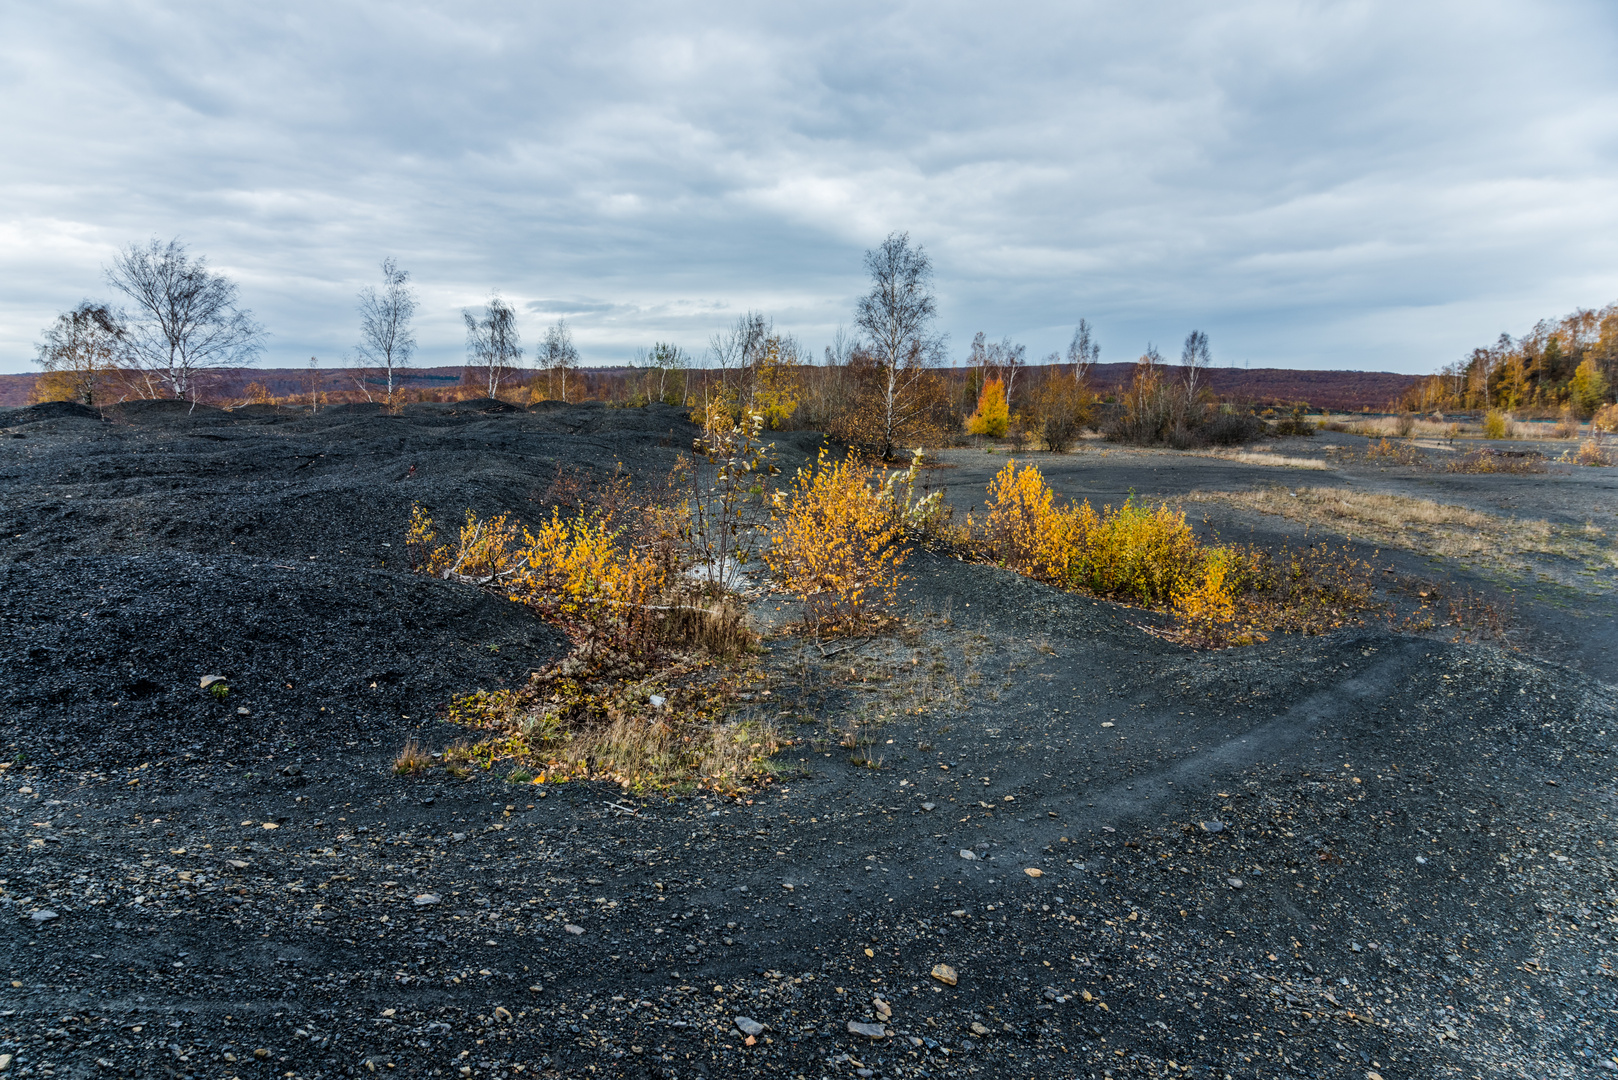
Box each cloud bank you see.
[3,0,1616,373]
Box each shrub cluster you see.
[967,461,1376,645]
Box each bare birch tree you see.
[854,232,943,459]
[536,318,581,402]
[1068,318,1100,382]
[1181,330,1211,401]
[354,258,416,405]
[464,296,522,398]
[105,238,264,401]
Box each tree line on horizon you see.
[28,233,1400,453]
[1400,303,1616,419]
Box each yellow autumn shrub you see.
[975,460,1238,625]
[765,449,908,633]
[406,504,664,647]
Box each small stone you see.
[846,1020,887,1039]
[236,707,250,715]
[29,909,57,925]
[253,1049,270,1059]
[0,1053,11,1072]
[921,802,936,811]
[261,822,279,830]
[1101,721,1114,728]
[1201,821,1225,833]
[930,963,958,986]
[1416,856,1427,864]
[1367,1073,1384,1080]
[958,849,977,861]
[1350,942,1363,953]
[564,924,584,935]
[225,859,249,869]
[970,1021,990,1036]
[414,894,441,907]
[734,1016,765,1037]
[873,999,892,1019]
[493,1007,511,1022]
[649,694,666,708]
[950,909,967,917]
[1024,868,1043,878]
[200,675,226,689]
[684,944,697,954]
[1227,877,1243,889]
[781,883,794,891]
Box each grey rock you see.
[921,802,935,811]
[1201,821,1225,834]
[959,849,977,861]
[846,1020,887,1039]
[29,909,57,925]
[1226,877,1243,889]
[734,1016,765,1037]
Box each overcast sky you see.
[3,0,1616,374]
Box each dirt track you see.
[1,400,1615,1080]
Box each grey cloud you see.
[2,0,1616,372]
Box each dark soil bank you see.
[0,403,1615,1080]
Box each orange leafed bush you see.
[765,449,908,633]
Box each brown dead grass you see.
[1189,486,1616,574]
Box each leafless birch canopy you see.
[105,239,264,400]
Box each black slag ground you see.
[0,401,1614,1080]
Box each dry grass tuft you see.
[392,739,430,776]
[1444,448,1547,474]
[1564,440,1616,467]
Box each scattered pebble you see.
[930,963,958,986]
[958,849,976,861]
[734,1016,765,1037]
[846,1020,888,1039]
[1024,867,1043,878]
[564,924,584,935]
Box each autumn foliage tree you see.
[32,302,129,406]
[966,378,1009,436]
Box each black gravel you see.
[0,401,1614,1080]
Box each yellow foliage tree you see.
[750,336,802,428]
[1569,357,1609,417]
[966,378,1008,437]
